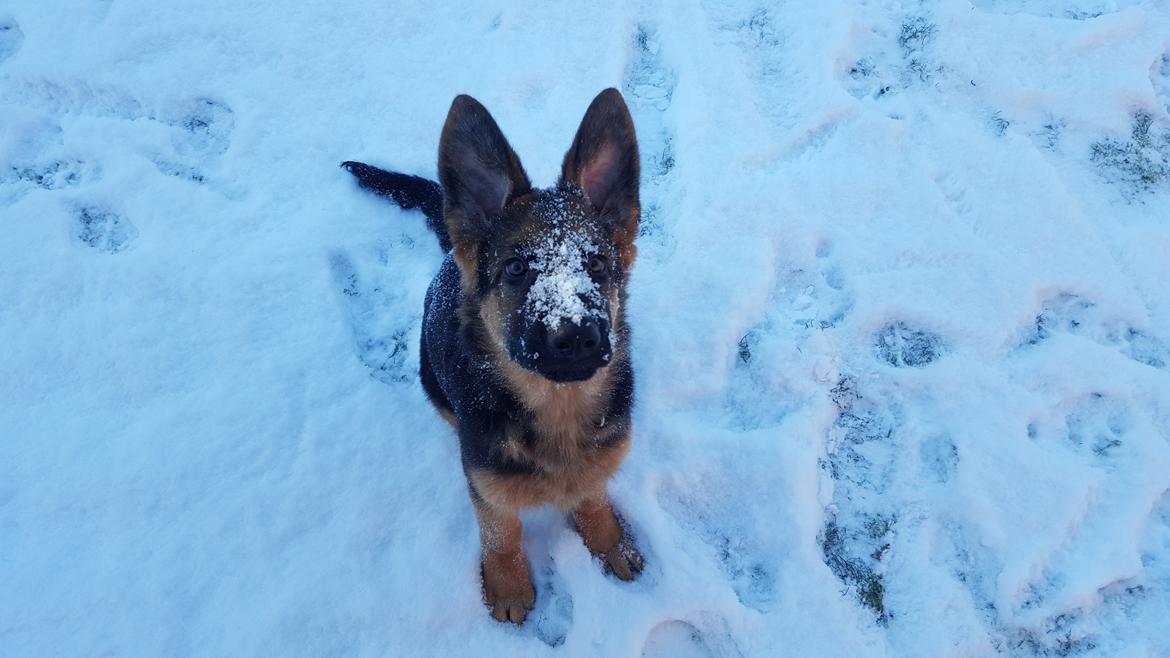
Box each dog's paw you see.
[601,533,644,582]
[486,581,536,624]
[482,556,536,624]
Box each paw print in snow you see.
[74,206,137,254]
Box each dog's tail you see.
[340,161,451,252]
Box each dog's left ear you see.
[561,88,640,244]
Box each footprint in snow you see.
[0,18,23,64]
[1064,393,1129,461]
[725,240,853,429]
[968,1,1105,20]
[623,24,679,263]
[527,561,574,647]
[2,158,98,207]
[641,614,743,658]
[657,475,778,613]
[932,166,975,217]
[874,322,946,368]
[735,238,853,373]
[73,206,137,254]
[1153,51,1170,115]
[1018,292,1169,370]
[0,119,101,207]
[919,433,959,484]
[4,78,239,198]
[642,620,714,658]
[328,250,413,385]
[164,97,235,158]
[1028,392,1132,469]
[153,97,239,196]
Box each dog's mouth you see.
[508,345,611,383]
[535,361,605,383]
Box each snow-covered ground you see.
[3,1,1170,656]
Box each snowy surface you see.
[3,1,1170,656]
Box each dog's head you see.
[439,89,639,384]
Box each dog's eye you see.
[503,257,528,279]
[587,256,608,275]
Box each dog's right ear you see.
[438,95,531,245]
[560,88,640,255]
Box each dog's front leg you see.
[572,491,644,581]
[471,493,535,624]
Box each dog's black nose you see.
[547,319,604,361]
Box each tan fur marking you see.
[472,496,535,623]
[504,364,613,441]
[437,407,456,429]
[478,294,509,356]
[620,241,638,272]
[607,293,623,333]
[499,340,624,434]
[470,435,630,512]
[452,240,481,295]
[497,422,530,464]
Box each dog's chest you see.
[472,355,634,510]
[506,381,620,471]
[484,412,630,511]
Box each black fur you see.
[340,160,451,252]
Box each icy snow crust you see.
[3,1,1170,656]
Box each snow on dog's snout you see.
[524,198,603,329]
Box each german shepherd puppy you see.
[342,88,643,624]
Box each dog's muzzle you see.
[514,317,612,383]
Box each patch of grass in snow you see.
[874,322,946,368]
[988,110,1010,137]
[821,377,902,621]
[1007,613,1098,657]
[899,17,941,83]
[1090,111,1170,200]
[821,516,889,621]
[898,17,935,55]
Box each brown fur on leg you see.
[472,493,535,623]
[572,491,644,581]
